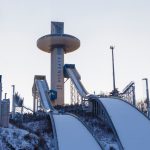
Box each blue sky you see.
[1,0,150,108]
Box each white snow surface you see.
[23,120,54,149]
[100,97,150,150]
[53,114,101,150]
[0,127,39,150]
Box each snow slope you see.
[0,127,39,150]
[53,114,101,150]
[100,97,150,150]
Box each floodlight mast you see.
[12,85,15,119]
[110,46,116,92]
[110,46,119,96]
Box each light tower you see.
[110,46,119,96]
[37,22,80,106]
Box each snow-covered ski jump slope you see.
[100,97,150,150]
[53,114,101,150]
[35,78,102,150]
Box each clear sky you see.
[1,0,150,109]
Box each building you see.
[0,99,10,127]
[0,75,10,127]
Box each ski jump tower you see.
[37,22,80,106]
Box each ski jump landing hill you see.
[100,97,150,150]
[32,76,102,150]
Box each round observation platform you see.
[37,34,80,53]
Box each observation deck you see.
[37,34,80,53]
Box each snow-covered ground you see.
[23,120,54,150]
[0,112,55,150]
[0,127,39,150]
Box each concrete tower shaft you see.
[51,22,64,106]
[37,22,80,106]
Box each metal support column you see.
[143,78,150,118]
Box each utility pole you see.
[142,78,150,118]
[12,85,15,119]
[110,46,118,96]
[0,75,2,125]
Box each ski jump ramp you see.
[64,64,88,97]
[53,114,101,150]
[99,97,150,150]
[33,76,102,150]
